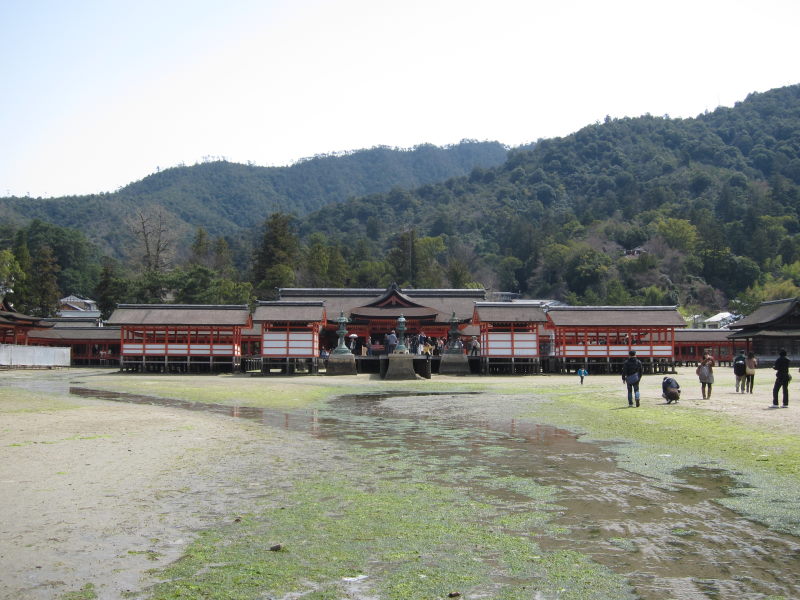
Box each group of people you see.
[615,348,794,408]
[357,332,468,356]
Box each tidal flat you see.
[2,367,799,599]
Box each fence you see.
[0,344,70,368]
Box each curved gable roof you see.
[731,298,799,329]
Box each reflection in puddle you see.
[70,387,800,599]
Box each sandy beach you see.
[1,365,798,599]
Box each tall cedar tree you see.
[25,245,61,317]
[252,212,300,299]
[94,259,130,319]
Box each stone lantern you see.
[332,312,353,356]
[444,312,462,354]
[395,314,409,354]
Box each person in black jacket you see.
[662,376,681,403]
[621,350,643,407]
[772,348,791,408]
[733,350,747,393]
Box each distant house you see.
[58,295,101,320]
[623,247,648,257]
[703,312,736,329]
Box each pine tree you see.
[252,213,300,298]
[26,245,61,317]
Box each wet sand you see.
[0,372,337,599]
[1,366,799,598]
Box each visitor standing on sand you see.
[745,351,758,393]
[577,367,588,385]
[697,353,715,399]
[733,350,747,393]
[621,350,643,407]
[772,348,791,408]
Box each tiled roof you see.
[29,327,121,341]
[547,306,686,327]
[731,298,798,329]
[108,305,250,326]
[473,302,548,323]
[252,301,325,323]
[673,328,735,342]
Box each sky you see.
[1,0,798,198]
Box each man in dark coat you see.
[772,348,791,408]
[622,350,643,407]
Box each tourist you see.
[771,348,791,408]
[696,353,715,399]
[469,336,480,356]
[662,376,681,403]
[621,350,643,407]
[577,366,588,385]
[385,330,398,354]
[733,350,747,393]
[745,351,758,393]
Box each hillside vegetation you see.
[0,141,508,260]
[2,85,800,317]
[302,84,800,312]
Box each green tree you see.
[604,279,633,305]
[211,236,235,277]
[699,248,761,298]
[303,233,330,287]
[565,245,612,296]
[93,259,131,319]
[190,227,211,266]
[655,218,698,252]
[10,232,32,308]
[497,256,524,292]
[253,213,299,297]
[326,245,349,287]
[259,264,296,299]
[173,265,216,304]
[415,236,446,288]
[386,229,418,287]
[23,245,61,317]
[0,249,23,299]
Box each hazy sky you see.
[1,0,798,198]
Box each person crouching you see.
[662,376,681,403]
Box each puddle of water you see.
[69,387,800,599]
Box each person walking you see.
[772,348,791,408]
[733,350,747,393]
[577,367,588,385]
[621,350,643,407]
[745,351,758,393]
[697,353,715,399]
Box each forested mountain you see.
[300,84,800,313]
[2,84,800,318]
[0,141,508,260]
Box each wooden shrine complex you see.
[15,284,800,375]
